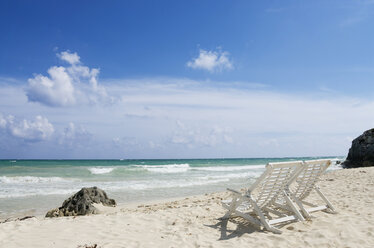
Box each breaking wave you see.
[138,164,190,173]
[0,176,72,184]
[88,167,116,175]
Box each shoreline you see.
[0,157,344,221]
[0,190,229,222]
[1,194,214,222]
[0,164,341,221]
[1,167,374,247]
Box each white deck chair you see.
[286,159,336,219]
[221,161,305,234]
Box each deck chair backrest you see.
[247,161,303,208]
[293,159,331,200]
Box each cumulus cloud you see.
[187,48,233,72]
[57,51,80,64]
[0,114,54,142]
[27,66,76,106]
[26,51,110,107]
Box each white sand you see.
[1,167,374,248]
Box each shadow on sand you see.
[206,216,292,240]
[205,217,263,240]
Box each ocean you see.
[0,157,344,219]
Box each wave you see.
[103,178,230,191]
[88,167,116,175]
[137,163,190,174]
[132,163,265,174]
[197,171,262,180]
[0,189,79,198]
[0,176,72,184]
[192,164,265,172]
[0,177,229,198]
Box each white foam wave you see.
[198,171,262,180]
[0,176,72,184]
[193,164,265,172]
[88,167,115,174]
[138,164,190,174]
[0,176,230,198]
[0,189,79,198]
[146,167,189,173]
[103,178,230,191]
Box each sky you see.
[1,0,374,159]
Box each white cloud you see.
[27,66,76,106]
[26,51,110,107]
[1,76,372,158]
[187,48,233,72]
[0,114,54,142]
[57,51,80,65]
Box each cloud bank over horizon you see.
[0,50,370,159]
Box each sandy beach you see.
[2,1,374,248]
[1,166,373,248]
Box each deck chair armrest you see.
[227,188,242,196]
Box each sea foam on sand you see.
[0,167,373,248]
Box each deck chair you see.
[221,161,305,234]
[286,159,336,219]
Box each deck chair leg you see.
[249,196,282,234]
[314,186,337,213]
[283,189,305,222]
[292,194,311,219]
[233,209,262,227]
[287,187,311,219]
[221,196,239,219]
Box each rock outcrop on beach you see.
[343,128,374,168]
[46,187,116,218]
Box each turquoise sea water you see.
[0,157,344,218]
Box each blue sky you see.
[0,0,374,159]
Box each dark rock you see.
[45,208,60,218]
[343,128,374,168]
[46,187,116,218]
